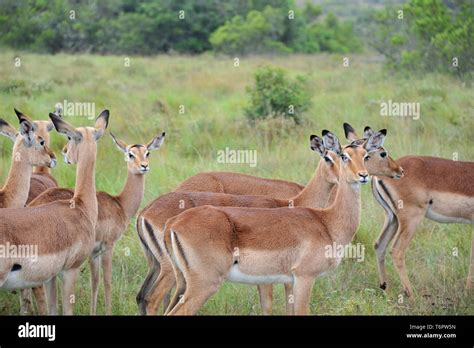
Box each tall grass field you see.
[0,51,472,315]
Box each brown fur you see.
[27,131,165,315]
[175,171,304,200]
[164,142,370,315]
[373,155,474,297]
[0,111,109,315]
[139,127,401,315]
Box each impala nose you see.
[140,164,149,173]
[358,172,369,184]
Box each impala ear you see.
[365,129,387,152]
[0,119,18,142]
[93,109,109,141]
[322,130,342,156]
[309,134,326,157]
[49,113,82,142]
[46,121,54,132]
[147,132,165,151]
[363,126,374,139]
[110,132,128,153]
[15,110,36,147]
[343,123,359,142]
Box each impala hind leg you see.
[90,255,101,315]
[292,276,315,315]
[137,258,160,315]
[145,258,176,315]
[165,260,186,315]
[32,286,47,315]
[284,283,294,315]
[45,277,57,315]
[20,289,34,315]
[374,212,399,290]
[466,228,474,290]
[102,248,113,315]
[257,285,273,315]
[167,275,222,316]
[391,208,425,299]
[62,268,79,315]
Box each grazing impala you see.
[176,172,304,200]
[372,148,474,297]
[0,110,109,315]
[162,130,384,315]
[136,146,339,315]
[29,131,165,315]
[137,124,402,315]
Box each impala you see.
[0,110,109,315]
[372,146,474,297]
[137,124,402,315]
[162,130,383,315]
[1,108,59,315]
[29,131,165,314]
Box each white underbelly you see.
[227,264,293,284]
[2,271,47,289]
[426,207,473,224]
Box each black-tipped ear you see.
[322,130,342,155]
[363,126,374,139]
[310,134,326,157]
[49,113,82,141]
[110,132,128,153]
[94,110,109,141]
[343,122,359,141]
[0,119,18,142]
[147,132,165,151]
[365,129,386,152]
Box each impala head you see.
[0,109,56,168]
[343,123,404,180]
[110,131,165,174]
[50,109,109,165]
[322,130,369,185]
[309,134,340,184]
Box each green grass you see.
[0,51,472,315]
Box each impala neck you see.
[33,166,51,174]
[118,171,146,220]
[292,160,335,208]
[73,143,98,224]
[325,168,362,246]
[1,149,33,208]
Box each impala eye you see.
[364,155,370,161]
[380,152,387,158]
[129,152,135,159]
[67,136,71,141]
[145,152,150,158]
[341,154,349,162]
[324,156,331,163]
[39,140,45,146]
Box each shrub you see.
[245,66,311,124]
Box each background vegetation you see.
[0,51,472,315]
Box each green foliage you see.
[210,2,362,55]
[245,66,311,123]
[364,0,474,77]
[0,0,362,55]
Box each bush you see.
[245,66,311,124]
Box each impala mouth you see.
[359,177,369,184]
[48,158,57,168]
[139,167,150,174]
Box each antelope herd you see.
[0,108,472,315]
